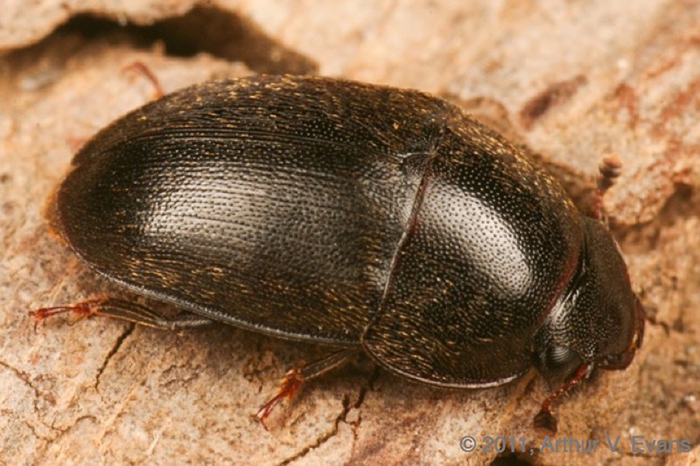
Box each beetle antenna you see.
[594,156,622,223]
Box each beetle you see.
[32,74,645,433]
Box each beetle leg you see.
[594,156,622,222]
[534,363,590,434]
[123,61,165,99]
[30,297,215,332]
[254,347,360,429]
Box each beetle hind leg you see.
[254,347,360,429]
[123,61,165,99]
[30,297,215,332]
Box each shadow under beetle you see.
[32,75,645,433]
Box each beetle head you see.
[533,217,644,387]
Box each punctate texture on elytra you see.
[46,75,643,422]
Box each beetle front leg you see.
[30,297,215,332]
[255,347,360,429]
[534,363,591,434]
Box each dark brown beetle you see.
[33,75,645,432]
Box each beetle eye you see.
[541,345,583,383]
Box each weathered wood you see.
[1,1,699,464]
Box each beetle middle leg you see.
[255,347,360,429]
[30,297,215,332]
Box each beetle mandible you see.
[32,75,645,432]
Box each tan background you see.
[1,1,699,464]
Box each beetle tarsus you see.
[534,363,590,435]
[254,348,359,429]
[30,297,215,331]
[29,298,105,332]
[254,368,305,430]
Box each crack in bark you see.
[24,420,54,442]
[0,359,102,454]
[49,415,97,437]
[94,324,134,392]
[345,367,381,458]
[29,415,98,458]
[276,367,380,465]
[276,394,351,466]
[0,359,42,401]
[353,365,380,412]
[34,415,98,457]
[0,358,50,414]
